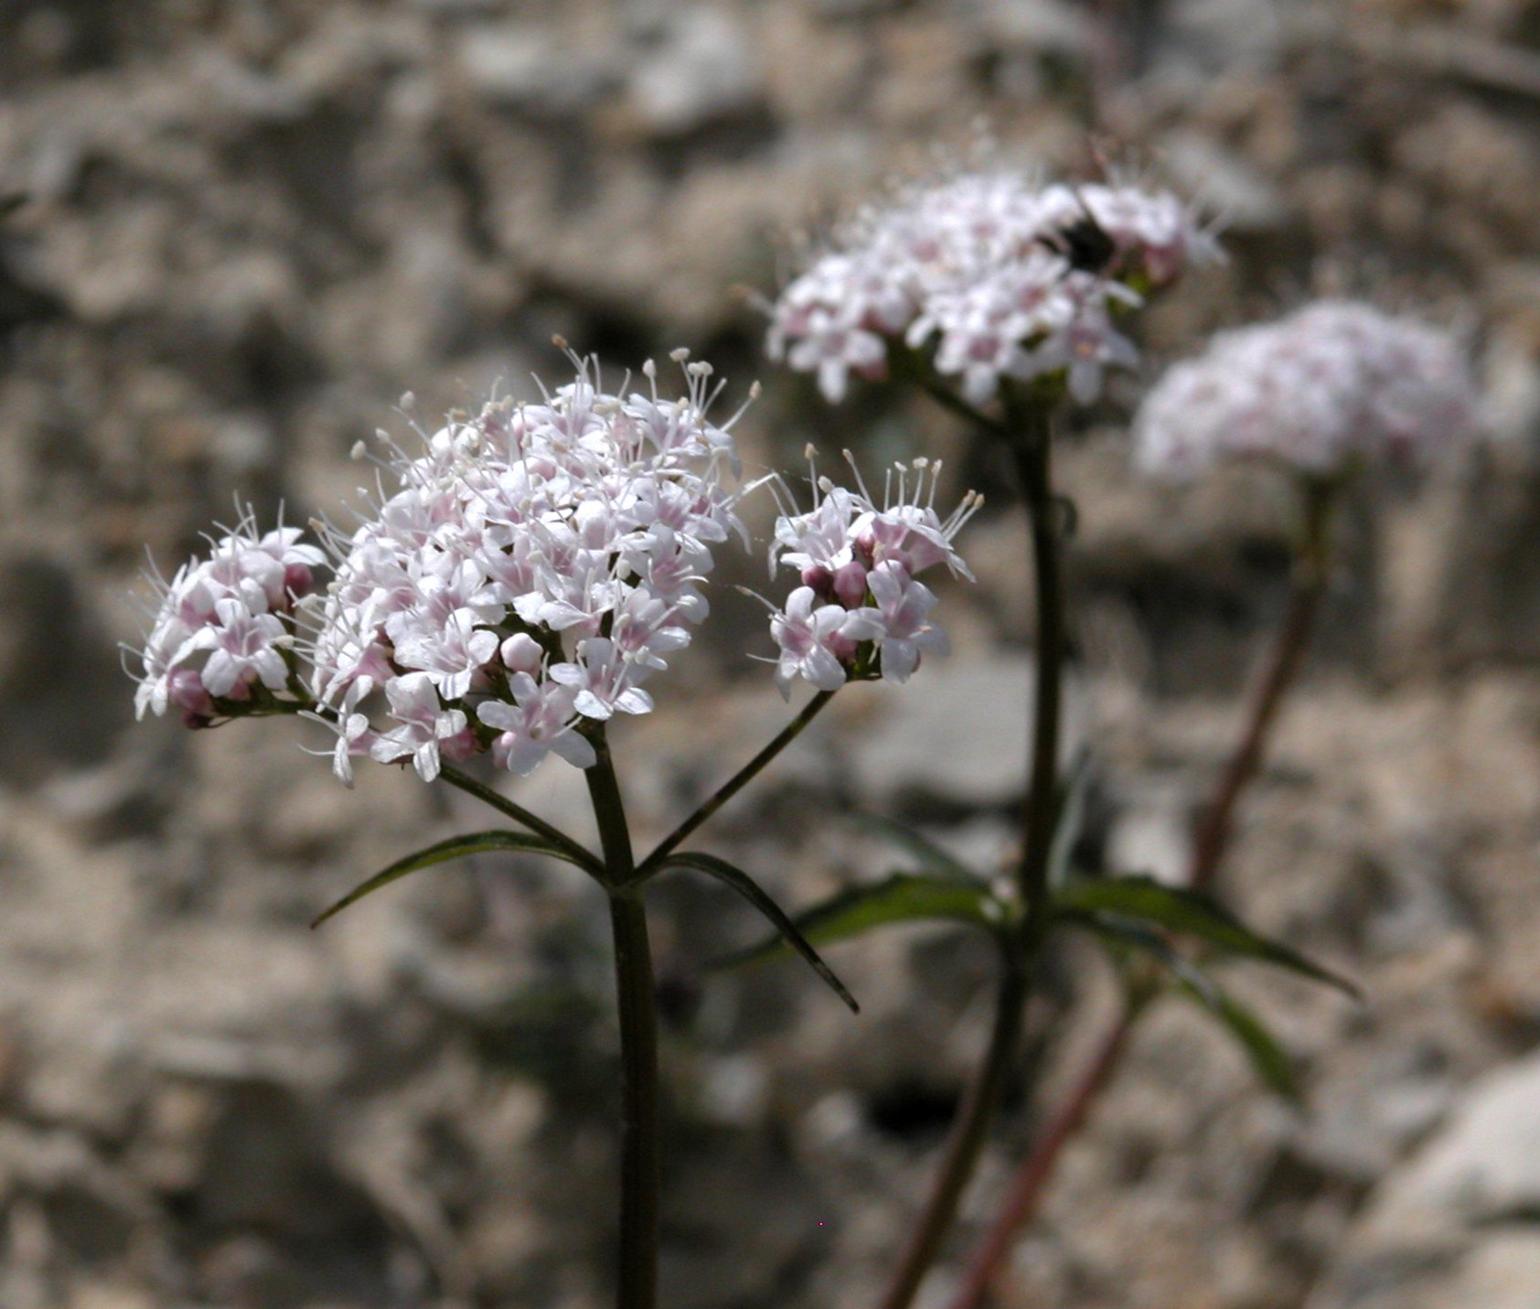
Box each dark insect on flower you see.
[1036,191,1119,277]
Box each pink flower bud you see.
[827,631,859,662]
[439,727,481,763]
[168,668,215,720]
[833,560,869,608]
[801,564,835,598]
[501,633,543,676]
[282,562,315,602]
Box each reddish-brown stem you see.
[944,478,1336,1308]
[944,1009,1139,1309]
[1188,505,1330,889]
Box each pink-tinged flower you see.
[185,597,291,697]
[765,169,1218,405]
[477,674,596,776]
[129,508,323,724]
[548,638,655,721]
[293,350,754,784]
[1017,296,1140,404]
[369,673,468,783]
[867,562,949,683]
[391,607,500,701]
[1134,300,1480,480]
[770,587,883,698]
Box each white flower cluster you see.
[760,451,980,696]
[129,509,323,726]
[1133,300,1480,480]
[305,353,749,785]
[130,354,984,785]
[767,172,1219,406]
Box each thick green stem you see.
[585,737,660,1309]
[440,763,603,876]
[877,950,1027,1309]
[633,690,835,881]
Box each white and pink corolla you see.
[131,353,983,785]
[1133,301,1480,480]
[127,508,322,726]
[766,171,1219,405]
[758,450,980,696]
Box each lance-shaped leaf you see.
[1181,980,1302,1103]
[1067,913,1302,1103]
[849,813,977,880]
[1054,874,1360,999]
[312,830,591,929]
[658,852,860,1014]
[720,871,1011,977]
[1047,751,1094,891]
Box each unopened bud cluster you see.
[1133,300,1479,479]
[767,172,1220,405]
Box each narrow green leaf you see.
[720,871,1010,977]
[659,852,860,1014]
[1179,980,1302,1103]
[1063,912,1301,1102]
[848,813,976,880]
[1054,875,1360,998]
[1046,751,1093,891]
[312,830,589,928]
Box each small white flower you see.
[770,587,882,698]
[867,562,949,684]
[548,638,655,721]
[370,673,468,783]
[477,674,596,776]
[187,597,291,698]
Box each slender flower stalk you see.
[439,762,604,874]
[944,1000,1142,1309]
[1188,480,1333,890]
[877,392,1062,1309]
[634,690,836,880]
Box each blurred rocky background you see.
[2,0,1539,1306]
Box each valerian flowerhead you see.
[302,350,751,785]
[1132,300,1480,481]
[754,448,981,698]
[129,350,984,783]
[765,170,1220,406]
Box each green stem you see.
[945,479,1338,1307]
[1010,399,1064,940]
[440,763,603,876]
[878,947,1027,1309]
[632,690,835,881]
[584,734,660,1309]
[877,393,1063,1309]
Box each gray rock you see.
[455,25,617,115]
[1308,1050,1540,1308]
[625,8,763,136]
